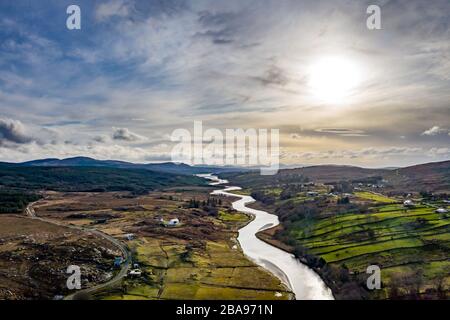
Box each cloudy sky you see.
[0,0,449,167]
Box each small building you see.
[168,218,180,227]
[128,269,142,277]
[435,208,448,214]
[403,200,414,207]
[124,233,135,241]
[307,192,318,197]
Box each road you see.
[24,200,131,300]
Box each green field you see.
[98,238,291,300]
[290,203,450,298]
[354,191,397,203]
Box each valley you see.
[0,184,292,300]
[221,161,450,299]
[0,159,448,300]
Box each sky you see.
[0,0,449,168]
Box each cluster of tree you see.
[337,196,350,204]
[203,197,222,207]
[187,197,222,208]
[351,176,383,184]
[420,191,448,201]
[221,171,309,189]
[327,181,353,193]
[187,199,201,208]
[275,200,319,223]
[187,197,221,217]
[180,244,194,263]
[386,270,447,299]
[250,190,276,205]
[279,184,306,200]
[0,189,41,213]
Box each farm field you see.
[225,168,450,300]
[30,187,292,300]
[101,238,290,300]
[354,191,397,204]
[288,203,450,299]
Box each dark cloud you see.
[196,11,238,44]
[198,11,236,26]
[255,65,289,86]
[195,28,235,45]
[0,118,33,145]
[93,135,108,143]
[315,128,367,136]
[112,127,144,141]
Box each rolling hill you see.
[6,157,247,175]
[221,160,450,193]
[0,165,206,193]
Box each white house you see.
[403,200,414,207]
[168,218,180,226]
[124,233,135,241]
[435,208,448,214]
[129,269,142,277]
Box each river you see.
[199,174,334,300]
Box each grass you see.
[218,210,249,222]
[289,201,450,298]
[354,191,397,203]
[99,237,291,300]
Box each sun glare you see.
[308,57,361,104]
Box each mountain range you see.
[1,157,449,192]
[0,157,249,175]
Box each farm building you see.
[168,218,180,226]
[128,269,142,277]
[124,233,135,241]
[435,208,448,214]
[403,200,414,207]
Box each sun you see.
[308,57,361,104]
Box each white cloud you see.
[1,1,449,167]
[95,0,132,22]
[421,126,447,136]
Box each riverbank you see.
[203,174,334,300]
[254,226,340,300]
[245,201,341,299]
[241,188,450,300]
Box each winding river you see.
[199,174,334,300]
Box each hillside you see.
[222,161,450,193]
[7,157,248,175]
[0,165,206,193]
[225,160,450,299]
[386,160,450,192]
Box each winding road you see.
[24,201,131,300]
